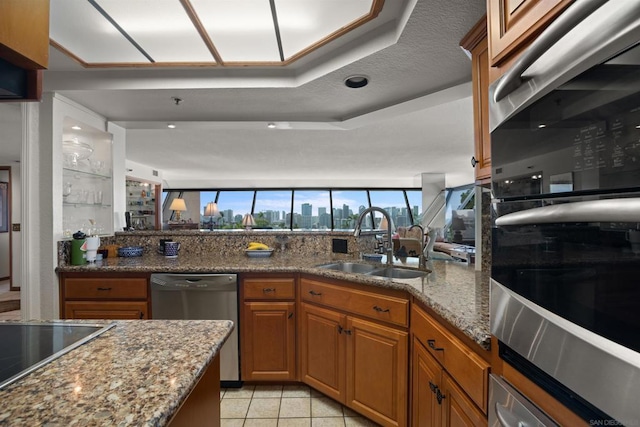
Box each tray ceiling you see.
[50,0,382,67]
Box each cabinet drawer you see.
[64,301,148,319]
[243,278,295,300]
[411,305,489,413]
[301,278,408,327]
[64,278,148,300]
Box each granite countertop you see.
[0,320,233,426]
[58,252,490,350]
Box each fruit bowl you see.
[244,249,274,258]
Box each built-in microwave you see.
[489,0,640,425]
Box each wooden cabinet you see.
[411,304,489,426]
[487,0,573,66]
[60,273,150,319]
[300,302,346,402]
[240,275,297,381]
[412,337,442,427]
[300,277,409,427]
[461,18,491,181]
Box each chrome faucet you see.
[354,207,394,266]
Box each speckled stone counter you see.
[0,320,233,426]
[57,251,490,350]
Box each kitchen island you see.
[0,319,233,426]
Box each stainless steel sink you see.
[317,262,381,274]
[317,262,429,279]
[367,267,429,279]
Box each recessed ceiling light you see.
[167,123,176,129]
[344,75,369,89]
[71,125,82,130]
[267,123,277,129]
[538,124,546,128]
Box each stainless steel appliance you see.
[490,0,640,424]
[150,273,240,386]
[489,375,557,427]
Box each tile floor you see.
[220,385,380,427]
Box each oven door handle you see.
[495,402,526,427]
[494,0,607,102]
[495,198,640,226]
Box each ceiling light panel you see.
[275,0,373,60]
[93,0,215,63]
[50,0,149,63]
[190,0,280,62]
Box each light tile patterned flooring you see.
[221,385,380,427]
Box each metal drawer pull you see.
[288,312,294,319]
[263,288,276,293]
[429,381,437,393]
[338,325,343,334]
[344,329,352,335]
[427,340,444,351]
[308,290,322,296]
[97,287,112,291]
[372,305,390,313]
[139,312,144,319]
[436,388,446,404]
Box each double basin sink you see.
[317,262,429,279]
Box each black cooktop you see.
[0,322,115,389]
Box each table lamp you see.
[169,198,187,221]
[242,213,256,230]
[204,202,219,230]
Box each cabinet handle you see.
[139,312,144,319]
[436,388,446,405]
[427,340,444,351]
[470,156,478,168]
[429,381,437,393]
[288,312,294,319]
[97,287,112,291]
[263,288,276,293]
[308,290,322,296]
[372,305,390,313]
[338,325,343,334]
[344,329,352,335]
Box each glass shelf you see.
[63,168,110,180]
[63,202,112,208]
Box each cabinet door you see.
[412,338,442,427]
[441,373,486,427]
[64,301,148,319]
[488,0,572,65]
[299,302,346,403]
[241,301,296,381]
[346,316,408,427]
[471,36,491,181]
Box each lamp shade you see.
[204,202,219,216]
[169,198,187,211]
[379,217,389,230]
[242,214,256,227]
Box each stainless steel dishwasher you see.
[150,273,240,386]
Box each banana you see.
[247,242,269,250]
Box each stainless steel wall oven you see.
[489,0,640,425]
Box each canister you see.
[71,237,87,265]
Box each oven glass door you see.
[491,40,640,200]
[492,194,640,353]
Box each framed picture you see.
[0,182,7,233]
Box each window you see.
[292,191,331,229]
[444,185,475,245]
[253,191,292,229]
[216,191,254,228]
[330,190,369,230]
[162,188,430,232]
